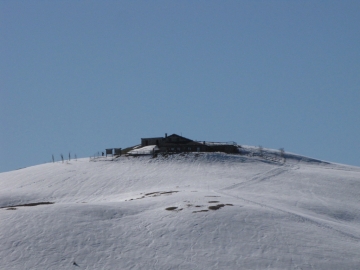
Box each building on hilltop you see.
[141,133,239,154]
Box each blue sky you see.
[1,1,359,172]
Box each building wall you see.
[210,145,239,153]
[159,144,207,153]
[140,134,238,154]
[141,137,164,147]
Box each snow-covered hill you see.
[1,149,360,269]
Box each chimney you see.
[165,133,167,138]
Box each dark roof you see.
[167,134,193,142]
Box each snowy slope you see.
[1,150,360,269]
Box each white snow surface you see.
[1,150,360,269]
[128,145,159,155]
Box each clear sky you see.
[1,1,359,172]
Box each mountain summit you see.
[1,149,360,269]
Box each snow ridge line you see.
[221,162,299,191]
[215,190,360,242]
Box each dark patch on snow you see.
[166,207,178,211]
[208,204,225,210]
[126,191,179,201]
[1,202,54,209]
[193,209,209,213]
[145,191,179,196]
[161,191,179,195]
